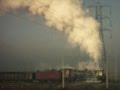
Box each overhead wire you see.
[6,12,45,28]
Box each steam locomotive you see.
[0,69,105,83]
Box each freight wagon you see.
[0,72,33,82]
[34,70,61,83]
[34,69,71,83]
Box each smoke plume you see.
[0,0,102,70]
[78,61,100,70]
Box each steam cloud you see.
[0,0,102,70]
[78,61,100,70]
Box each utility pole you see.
[114,53,118,82]
[88,2,112,89]
[62,56,65,89]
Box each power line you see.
[7,12,45,27]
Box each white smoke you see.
[0,0,102,69]
[78,61,100,70]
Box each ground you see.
[0,82,120,90]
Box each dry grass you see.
[0,82,120,90]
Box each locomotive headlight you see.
[98,72,103,76]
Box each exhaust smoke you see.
[0,0,103,70]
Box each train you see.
[0,69,106,83]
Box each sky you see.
[0,0,120,79]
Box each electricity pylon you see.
[88,1,112,88]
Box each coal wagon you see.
[0,72,33,82]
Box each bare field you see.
[0,82,120,90]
